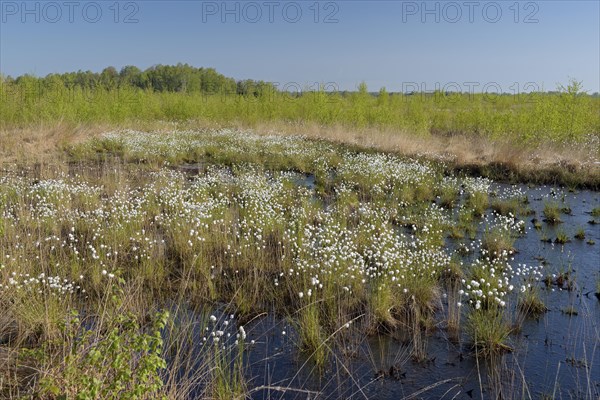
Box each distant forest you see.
[1,64,599,97]
[0,63,277,96]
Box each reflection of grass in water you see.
[562,306,578,316]
[363,333,411,380]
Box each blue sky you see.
[1,0,598,92]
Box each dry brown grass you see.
[233,120,600,188]
[0,123,110,164]
[2,120,599,187]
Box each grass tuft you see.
[543,202,562,224]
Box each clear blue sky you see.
[1,0,598,92]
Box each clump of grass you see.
[531,218,542,230]
[448,226,465,239]
[560,205,572,215]
[466,191,488,217]
[543,269,577,291]
[543,275,553,288]
[210,338,247,400]
[557,270,577,290]
[590,206,600,217]
[587,239,596,245]
[368,284,397,330]
[491,198,519,217]
[467,310,512,358]
[574,227,585,240]
[518,288,547,317]
[540,232,552,243]
[296,303,328,368]
[543,202,562,224]
[438,185,459,209]
[482,227,515,258]
[554,229,570,244]
[457,208,477,239]
[444,262,464,325]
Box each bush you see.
[38,309,169,400]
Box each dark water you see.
[173,183,600,400]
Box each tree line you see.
[0,63,277,96]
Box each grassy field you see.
[1,128,597,399]
[2,78,599,145]
[0,71,599,398]
[2,76,599,188]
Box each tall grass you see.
[0,129,595,398]
[1,80,598,146]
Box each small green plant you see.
[543,202,562,224]
[457,208,477,239]
[554,229,570,244]
[467,309,512,358]
[467,192,488,217]
[574,227,585,240]
[39,309,169,400]
[588,239,596,245]
[439,186,459,209]
[211,332,247,400]
[491,198,519,217]
[448,226,465,239]
[296,303,328,368]
[518,288,547,317]
[590,206,600,217]
[482,227,515,258]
